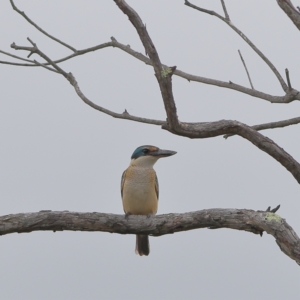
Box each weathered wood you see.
[0,209,299,265]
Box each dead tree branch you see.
[2,37,300,103]
[9,0,76,52]
[112,0,300,184]
[224,116,300,138]
[184,0,289,93]
[277,0,300,30]
[9,2,300,185]
[0,208,299,265]
[238,49,254,89]
[286,68,292,89]
[220,0,230,21]
[114,0,180,132]
[10,39,165,126]
[2,1,300,267]
[1,0,299,104]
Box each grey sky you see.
[0,1,299,299]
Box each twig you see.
[0,49,35,64]
[266,205,280,213]
[9,0,76,52]
[69,73,164,125]
[32,59,59,73]
[220,0,230,20]
[238,49,254,89]
[174,69,299,103]
[223,116,300,139]
[184,0,289,93]
[285,68,292,89]
[0,41,114,67]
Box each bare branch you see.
[0,208,299,264]
[266,204,280,213]
[11,39,69,77]
[285,68,292,89]
[0,49,35,64]
[224,116,300,139]
[220,0,230,20]
[114,0,181,132]
[10,39,164,126]
[109,37,300,103]
[185,0,289,92]
[0,41,114,67]
[32,59,59,73]
[277,0,300,30]
[9,0,76,52]
[69,73,164,125]
[176,69,300,103]
[238,49,254,89]
[161,120,300,184]
[10,11,300,185]
[3,36,300,103]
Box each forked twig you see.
[220,0,230,20]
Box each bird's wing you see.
[155,173,159,200]
[121,169,126,198]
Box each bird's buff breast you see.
[122,167,158,215]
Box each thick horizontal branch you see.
[0,209,299,265]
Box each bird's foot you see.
[125,212,131,220]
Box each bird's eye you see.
[142,149,149,154]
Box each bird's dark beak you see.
[152,149,177,157]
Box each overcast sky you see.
[0,1,299,299]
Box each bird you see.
[121,145,177,256]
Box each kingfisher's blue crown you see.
[131,145,157,159]
[131,145,177,160]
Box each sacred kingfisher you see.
[121,145,177,256]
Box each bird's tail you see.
[135,234,150,256]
